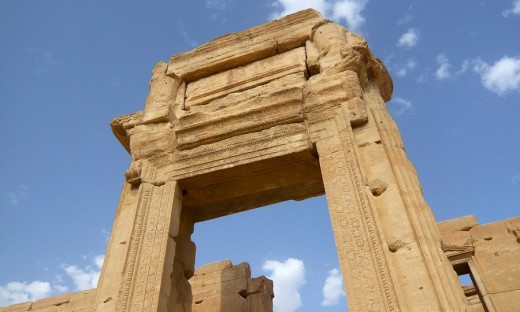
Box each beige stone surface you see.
[167,9,323,81]
[190,261,273,312]
[184,47,306,108]
[1,290,96,312]
[438,214,479,233]
[439,216,520,311]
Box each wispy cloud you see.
[473,56,520,96]
[397,28,420,48]
[454,59,470,76]
[263,258,306,312]
[101,228,111,242]
[389,97,413,116]
[321,268,345,306]
[27,49,57,75]
[396,59,417,77]
[62,255,104,291]
[512,173,520,184]
[3,185,29,206]
[503,0,520,17]
[435,54,451,80]
[270,0,368,32]
[179,30,198,48]
[0,255,104,306]
[0,281,53,306]
[397,13,413,25]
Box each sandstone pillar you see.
[95,181,190,312]
[307,22,468,311]
[96,61,195,312]
[316,110,399,311]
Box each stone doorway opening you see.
[192,195,347,311]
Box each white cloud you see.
[263,258,306,312]
[473,56,520,96]
[454,59,470,76]
[0,281,52,306]
[3,185,29,206]
[101,228,111,242]
[321,268,345,306]
[396,59,417,77]
[270,0,368,32]
[63,255,104,291]
[389,97,413,116]
[396,28,420,48]
[0,255,104,307]
[330,0,368,32]
[435,54,451,80]
[397,14,413,25]
[503,0,520,17]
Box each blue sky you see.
[0,1,519,311]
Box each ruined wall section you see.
[189,260,273,312]
[439,215,520,312]
[0,289,96,312]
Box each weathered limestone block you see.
[311,21,392,101]
[176,73,306,150]
[469,220,509,242]
[487,290,520,312]
[94,184,141,311]
[111,111,144,154]
[316,121,399,311]
[184,47,306,108]
[128,123,175,161]
[167,9,323,81]
[0,302,33,312]
[470,220,520,295]
[303,70,363,142]
[170,123,311,180]
[504,216,520,242]
[305,40,320,75]
[31,294,70,310]
[438,215,479,233]
[59,290,96,312]
[104,182,185,312]
[142,62,182,123]
[441,230,473,252]
[190,260,273,312]
[0,290,96,312]
[438,216,520,312]
[342,97,368,126]
[362,87,467,310]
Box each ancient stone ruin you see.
[2,9,519,312]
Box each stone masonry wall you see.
[439,215,520,312]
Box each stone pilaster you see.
[316,113,399,311]
[309,21,468,311]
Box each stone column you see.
[95,181,189,312]
[168,213,196,312]
[316,109,399,311]
[308,22,468,311]
[96,62,195,312]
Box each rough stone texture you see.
[189,260,273,312]
[0,289,96,312]
[439,215,520,311]
[4,9,520,312]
